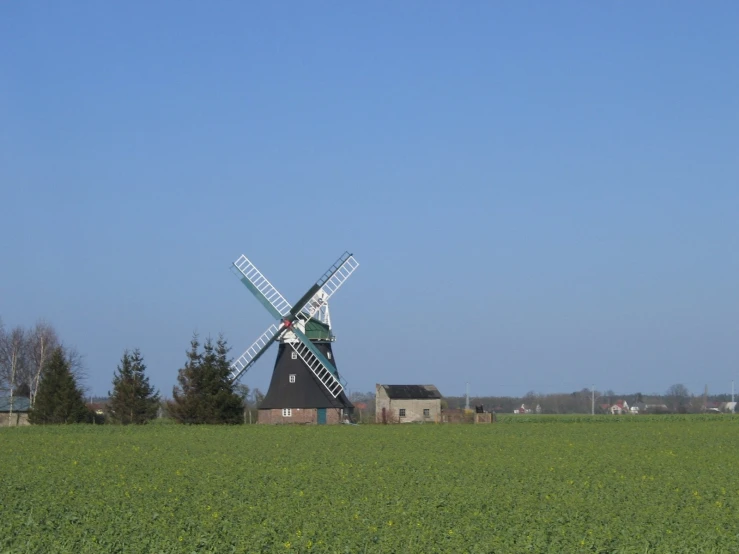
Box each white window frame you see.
[291,351,298,360]
[399,408,406,418]
[282,408,292,417]
[289,374,296,383]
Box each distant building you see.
[0,397,31,427]
[375,384,442,423]
[645,403,669,413]
[609,400,630,415]
[631,402,669,414]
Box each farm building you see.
[0,396,31,427]
[375,384,442,423]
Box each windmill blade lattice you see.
[229,323,282,382]
[233,255,292,319]
[288,327,345,398]
[294,252,359,325]
[229,251,359,398]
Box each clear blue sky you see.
[1,1,737,400]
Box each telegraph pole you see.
[591,384,595,415]
[465,382,470,410]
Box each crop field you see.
[1,416,738,553]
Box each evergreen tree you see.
[212,335,243,424]
[15,382,31,399]
[168,335,203,424]
[29,347,89,424]
[108,349,160,424]
[169,334,243,424]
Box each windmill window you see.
[289,374,296,383]
[327,351,332,360]
[423,409,430,417]
[399,408,406,418]
[282,408,292,417]
[291,351,297,360]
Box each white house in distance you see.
[609,400,629,415]
[375,384,442,423]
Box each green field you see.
[1,417,738,553]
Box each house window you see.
[327,351,332,359]
[399,408,406,418]
[291,351,297,360]
[423,409,430,417]
[289,374,296,383]
[282,408,292,417]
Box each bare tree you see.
[666,383,691,413]
[62,343,87,388]
[26,320,60,406]
[0,317,4,391]
[252,387,265,408]
[235,383,251,423]
[0,320,86,408]
[0,325,29,422]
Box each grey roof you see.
[0,397,30,412]
[381,385,442,400]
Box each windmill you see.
[229,251,359,424]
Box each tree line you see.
[1,317,252,425]
[444,384,733,414]
[4,317,732,425]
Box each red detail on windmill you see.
[283,319,292,328]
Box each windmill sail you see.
[233,255,292,319]
[294,252,359,324]
[288,327,344,398]
[229,323,284,382]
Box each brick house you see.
[375,384,442,423]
